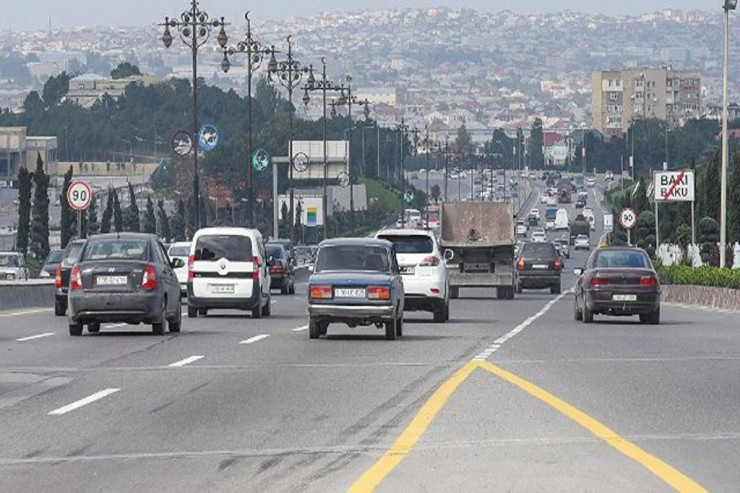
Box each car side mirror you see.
[444,249,454,261]
[171,258,185,269]
[573,267,584,276]
[308,265,315,273]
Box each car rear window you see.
[377,235,433,254]
[46,250,64,264]
[64,243,84,265]
[83,239,149,261]
[595,251,649,268]
[194,235,253,262]
[168,245,190,257]
[0,254,19,267]
[521,243,556,259]
[316,245,390,272]
[267,246,285,259]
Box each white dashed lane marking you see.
[292,325,308,332]
[16,332,55,342]
[168,356,205,367]
[48,389,120,416]
[239,334,270,345]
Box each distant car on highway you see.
[54,239,85,316]
[0,252,29,281]
[307,238,405,340]
[531,228,546,242]
[574,247,661,324]
[66,233,184,336]
[265,242,296,295]
[376,229,449,322]
[167,242,191,298]
[515,241,562,294]
[39,249,64,278]
[555,237,570,259]
[295,245,317,265]
[574,234,590,251]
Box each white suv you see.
[187,227,271,319]
[168,242,191,298]
[376,229,449,322]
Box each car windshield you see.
[46,250,64,264]
[63,243,84,265]
[315,245,390,272]
[168,245,190,257]
[195,235,253,262]
[83,239,149,261]
[267,246,285,259]
[378,235,433,254]
[595,250,649,268]
[0,254,19,267]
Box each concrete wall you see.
[0,280,55,312]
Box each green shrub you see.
[657,264,740,290]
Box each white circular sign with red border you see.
[619,207,637,229]
[67,181,92,211]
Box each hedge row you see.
[657,264,740,290]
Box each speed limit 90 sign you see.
[619,207,637,230]
[67,181,92,211]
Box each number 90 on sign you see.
[619,207,637,229]
[67,181,92,211]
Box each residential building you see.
[64,73,158,108]
[0,127,58,184]
[592,67,702,135]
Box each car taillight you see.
[270,264,285,274]
[70,265,82,291]
[188,255,195,280]
[310,285,333,299]
[55,264,63,288]
[252,256,260,281]
[517,257,525,270]
[368,286,391,300]
[141,264,157,290]
[420,256,440,267]
[640,276,659,287]
[554,256,561,271]
[590,276,609,286]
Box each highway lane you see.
[1,177,739,491]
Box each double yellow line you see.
[350,360,705,493]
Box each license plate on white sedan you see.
[209,284,235,294]
[613,294,637,302]
[96,275,128,286]
[400,266,415,275]
[335,288,366,298]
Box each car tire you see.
[641,307,660,325]
[385,316,397,340]
[515,282,522,294]
[582,299,594,324]
[289,282,296,295]
[88,322,100,333]
[433,302,446,323]
[69,323,83,336]
[262,295,271,317]
[450,287,459,299]
[169,301,182,333]
[574,297,583,321]
[319,322,328,336]
[396,314,403,337]
[152,299,166,335]
[281,284,288,295]
[251,298,263,319]
[188,304,198,318]
[551,284,561,295]
[54,300,66,317]
[309,317,320,339]
[198,308,208,317]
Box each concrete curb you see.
[0,281,55,312]
[661,284,740,312]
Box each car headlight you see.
[39,270,51,278]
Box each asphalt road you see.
[0,177,737,491]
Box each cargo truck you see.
[439,201,516,300]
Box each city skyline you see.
[1,1,723,30]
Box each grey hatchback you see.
[67,233,184,336]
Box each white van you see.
[187,227,271,319]
[555,209,570,231]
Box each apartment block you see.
[592,67,701,134]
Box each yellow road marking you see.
[348,360,479,493]
[0,308,52,318]
[478,361,706,493]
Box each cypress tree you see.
[703,149,721,222]
[157,199,171,242]
[142,196,157,234]
[185,197,195,239]
[112,188,124,232]
[101,189,113,234]
[29,153,50,260]
[170,199,186,242]
[60,165,74,247]
[123,181,140,232]
[16,166,32,254]
[729,150,740,243]
[87,194,99,237]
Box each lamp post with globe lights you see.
[161,0,229,230]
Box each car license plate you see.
[210,284,235,294]
[335,288,366,298]
[532,264,548,270]
[401,266,415,275]
[96,275,128,286]
[613,294,637,302]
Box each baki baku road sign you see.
[67,181,92,211]
[653,170,695,202]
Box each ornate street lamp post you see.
[221,12,275,228]
[161,0,229,231]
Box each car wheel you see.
[582,298,594,324]
[280,284,288,295]
[251,299,263,319]
[54,300,66,317]
[152,299,166,335]
[88,322,100,333]
[188,304,198,318]
[385,316,397,340]
[433,302,446,323]
[289,282,296,295]
[69,323,83,336]
[574,297,583,321]
[551,284,561,295]
[169,301,182,333]
[396,314,403,337]
[309,317,320,339]
[515,282,522,294]
[198,308,208,317]
[507,286,515,299]
[450,287,459,299]
[640,307,660,325]
[262,295,271,317]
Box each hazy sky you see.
[3,1,718,30]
